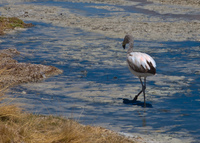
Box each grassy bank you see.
[0,103,134,143]
[0,16,33,35]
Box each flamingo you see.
[122,35,156,107]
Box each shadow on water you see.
[122,98,153,108]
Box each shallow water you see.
[1,1,200,142]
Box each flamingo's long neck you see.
[127,41,134,54]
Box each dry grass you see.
[0,103,135,143]
[0,16,33,35]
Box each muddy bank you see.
[0,2,199,41]
[0,48,62,93]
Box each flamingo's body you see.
[122,35,156,107]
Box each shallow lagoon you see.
[0,1,200,142]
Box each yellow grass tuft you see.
[0,103,135,143]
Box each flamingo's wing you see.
[127,52,156,74]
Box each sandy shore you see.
[0,0,199,41]
[147,0,200,7]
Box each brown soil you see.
[0,48,63,94]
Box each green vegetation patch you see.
[0,16,33,35]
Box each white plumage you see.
[127,52,156,77]
[122,35,156,107]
